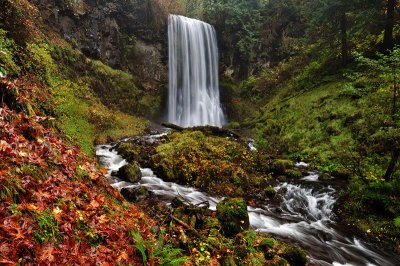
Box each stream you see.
[96,137,400,266]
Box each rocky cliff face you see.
[32,0,168,91]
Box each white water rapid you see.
[168,15,225,127]
[96,139,400,266]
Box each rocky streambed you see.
[96,132,400,266]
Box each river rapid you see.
[96,136,400,266]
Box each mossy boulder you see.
[331,169,351,179]
[151,131,263,195]
[281,245,307,266]
[271,159,294,175]
[117,162,141,183]
[318,172,331,181]
[264,187,277,199]
[217,198,249,236]
[116,142,140,162]
[120,186,150,202]
[286,169,303,179]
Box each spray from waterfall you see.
[168,15,225,127]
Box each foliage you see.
[152,131,269,195]
[0,92,158,264]
[0,29,20,75]
[203,0,262,76]
[130,229,187,265]
[216,198,249,236]
[32,209,60,244]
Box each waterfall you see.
[168,15,225,127]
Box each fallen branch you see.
[170,215,204,240]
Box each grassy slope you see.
[233,57,400,251]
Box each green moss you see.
[152,131,267,195]
[270,160,294,175]
[116,142,140,162]
[264,187,276,199]
[217,198,249,236]
[286,169,303,179]
[52,80,96,154]
[0,29,20,75]
[394,217,400,227]
[117,162,142,183]
[281,245,307,266]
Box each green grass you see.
[32,209,60,244]
[51,80,97,154]
[253,79,359,167]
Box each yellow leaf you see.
[52,207,63,222]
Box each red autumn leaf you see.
[39,245,55,262]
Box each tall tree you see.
[306,0,356,63]
[383,0,398,51]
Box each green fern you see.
[131,231,147,265]
[159,244,187,266]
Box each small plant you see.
[0,176,24,201]
[32,209,60,244]
[129,229,187,265]
[130,231,148,265]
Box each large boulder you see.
[116,142,140,162]
[217,198,249,236]
[117,162,141,183]
[281,245,307,266]
[270,159,294,175]
[120,186,150,202]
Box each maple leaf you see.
[99,168,108,175]
[40,245,55,262]
[117,250,129,263]
[98,215,109,224]
[89,200,100,209]
[52,207,62,222]
[25,204,38,212]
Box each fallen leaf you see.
[52,207,63,222]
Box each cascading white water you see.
[96,141,400,266]
[168,15,225,127]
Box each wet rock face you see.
[117,162,142,183]
[121,186,151,202]
[31,0,168,89]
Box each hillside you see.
[1,0,400,265]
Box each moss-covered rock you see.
[120,186,150,202]
[151,131,267,196]
[281,245,307,266]
[331,169,351,179]
[318,172,331,181]
[271,159,294,175]
[116,142,140,162]
[117,162,141,183]
[217,198,249,236]
[264,187,277,199]
[286,169,303,179]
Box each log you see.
[170,215,204,240]
[161,123,242,140]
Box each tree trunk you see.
[383,0,397,52]
[384,148,399,180]
[340,11,348,64]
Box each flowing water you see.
[96,141,400,266]
[168,15,225,127]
